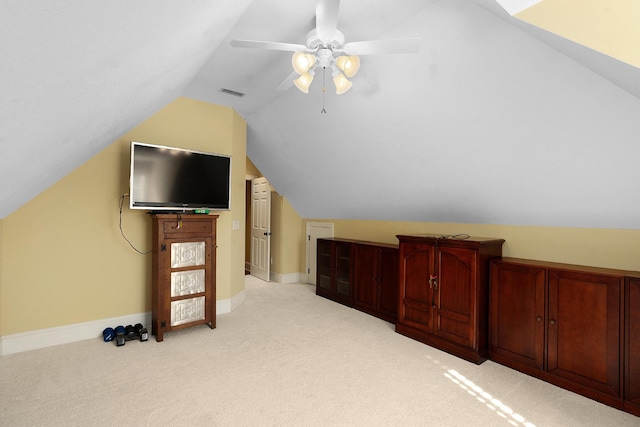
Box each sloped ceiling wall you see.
[2,0,640,229]
[228,0,640,228]
[0,0,252,218]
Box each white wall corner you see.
[269,271,304,284]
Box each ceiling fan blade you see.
[316,0,340,41]
[230,39,307,52]
[276,71,298,91]
[343,38,421,55]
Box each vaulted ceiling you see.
[2,1,640,228]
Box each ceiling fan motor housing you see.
[306,29,345,53]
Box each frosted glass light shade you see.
[336,55,360,78]
[294,72,314,93]
[292,52,316,74]
[332,73,352,95]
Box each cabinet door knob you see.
[549,319,556,325]
[428,275,438,290]
[536,316,542,322]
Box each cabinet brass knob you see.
[550,319,556,325]
[536,316,542,322]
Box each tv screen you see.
[129,141,231,211]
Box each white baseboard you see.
[269,271,304,284]
[1,312,152,356]
[1,294,245,356]
[216,289,246,314]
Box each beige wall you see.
[301,219,640,272]
[228,109,247,298]
[0,97,246,335]
[279,198,303,275]
[271,194,303,277]
[246,158,261,177]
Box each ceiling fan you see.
[230,0,421,95]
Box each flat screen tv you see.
[129,141,231,211]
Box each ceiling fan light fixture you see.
[336,55,360,78]
[292,51,316,74]
[231,2,420,99]
[294,71,315,93]
[332,72,352,95]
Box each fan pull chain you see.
[321,67,327,114]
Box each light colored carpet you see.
[1,275,638,427]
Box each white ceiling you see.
[2,0,640,228]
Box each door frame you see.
[306,221,334,284]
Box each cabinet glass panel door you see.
[317,240,332,291]
[335,242,351,297]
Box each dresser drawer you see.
[163,218,213,235]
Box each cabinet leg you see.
[152,321,163,342]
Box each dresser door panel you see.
[626,278,640,410]
[489,261,546,370]
[353,244,378,311]
[434,246,476,347]
[378,247,399,321]
[399,243,434,331]
[548,269,621,398]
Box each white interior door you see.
[251,177,271,281]
[306,222,334,285]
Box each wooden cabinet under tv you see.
[396,234,504,364]
[489,258,629,411]
[151,214,218,342]
[316,238,398,323]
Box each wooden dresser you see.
[151,214,218,341]
[396,234,504,364]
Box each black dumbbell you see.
[134,323,149,342]
[125,324,136,340]
[115,325,126,346]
